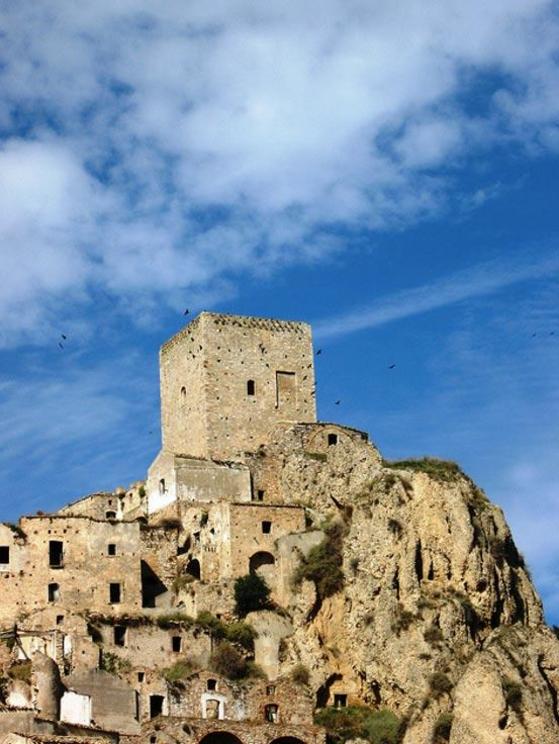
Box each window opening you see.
[257,490,265,502]
[0,546,9,564]
[48,583,60,602]
[49,540,64,567]
[207,679,217,691]
[247,379,255,396]
[265,704,279,723]
[172,636,182,653]
[109,582,121,604]
[266,685,276,696]
[56,615,64,625]
[334,694,347,708]
[105,511,117,520]
[107,544,116,556]
[186,558,200,580]
[149,695,164,719]
[262,521,272,534]
[114,626,126,647]
[138,672,145,683]
[159,479,166,495]
[180,386,187,401]
[328,433,338,446]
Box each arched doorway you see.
[199,733,243,744]
[249,551,275,584]
[269,738,306,744]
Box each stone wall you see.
[159,313,317,462]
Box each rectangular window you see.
[49,540,64,567]
[149,695,164,719]
[257,490,265,502]
[56,615,64,625]
[0,546,9,564]
[171,636,182,653]
[334,694,347,708]
[107,544,116,556]
[138,672,145,683]
[109,582,121,604]
[276,371,297,408]
[262,521,272,534]
[328,433,338,446]
[114,626,126,647]
[48,583,60,602]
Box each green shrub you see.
[314,705,403,744]
[429,673,453,698]
[163,658,197,683]
[225,621,257,651]
[209,641,248,680]
[172,574,195,592]
[234,574,271,617]
[100,652,131,676]
[292,521,346,600]
[433,713,453,741]
[291,663,310,686]
[156,612,194,629]
[138,485,146,498]
[8,661,31,683]
[382,458,463,483]
[502,677,522,713]
[196,610,226,637]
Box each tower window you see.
[107,544,116,556]
[180,386,187,401]
[247,379,255,396]
[106,511,117,520]
[109,582,122,604]
[48,583,60,602]
[207,679,217,691]
[262,521,272,534]
[328,433,338,446]
[0,546,9,564]
[49,540,64,567]
[257,489,265,502]
[159,479,166,495]
[265,704,279,723]
[138,672,145,683]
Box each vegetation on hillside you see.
[315,705,405,744]
[292,520,346,600]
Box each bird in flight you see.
[532,333,537,338]
[316,349,322,355]
[60,334,67,340]
[388,363,396,369]
[58,342,64,350]
[335,400,341,405]
[183,308,189,316]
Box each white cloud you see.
[0,0,559,345]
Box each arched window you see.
[328,433,338,446]
[247,379,255,396]
[180,386,187,402]
[105,511,117,520]
[159,479,166,495]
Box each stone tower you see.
[159,312,317,461]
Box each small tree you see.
[210,641,248,679]
[234,574,271,617]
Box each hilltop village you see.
[1,312,559,744]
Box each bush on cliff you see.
[234,573,271,617]
[315,705,403,744]
[292,521,346,599]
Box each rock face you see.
[274,455,556,743]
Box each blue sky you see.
[0,1,558,620]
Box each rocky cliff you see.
[263,449,558,743]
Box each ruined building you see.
[1,312,559,744]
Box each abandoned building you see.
[0,313,380,744]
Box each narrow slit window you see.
[159,479,166,495]
[262,521,272,534]
[0,546,9,564]
[48,583,60,602]
[109,582,122,604]
[247,379,255,396]
[180,386,187,402]
[107,544,116,556]
[138,672,145,683]
[257,490,265,502]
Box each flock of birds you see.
[56,306,556,414]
